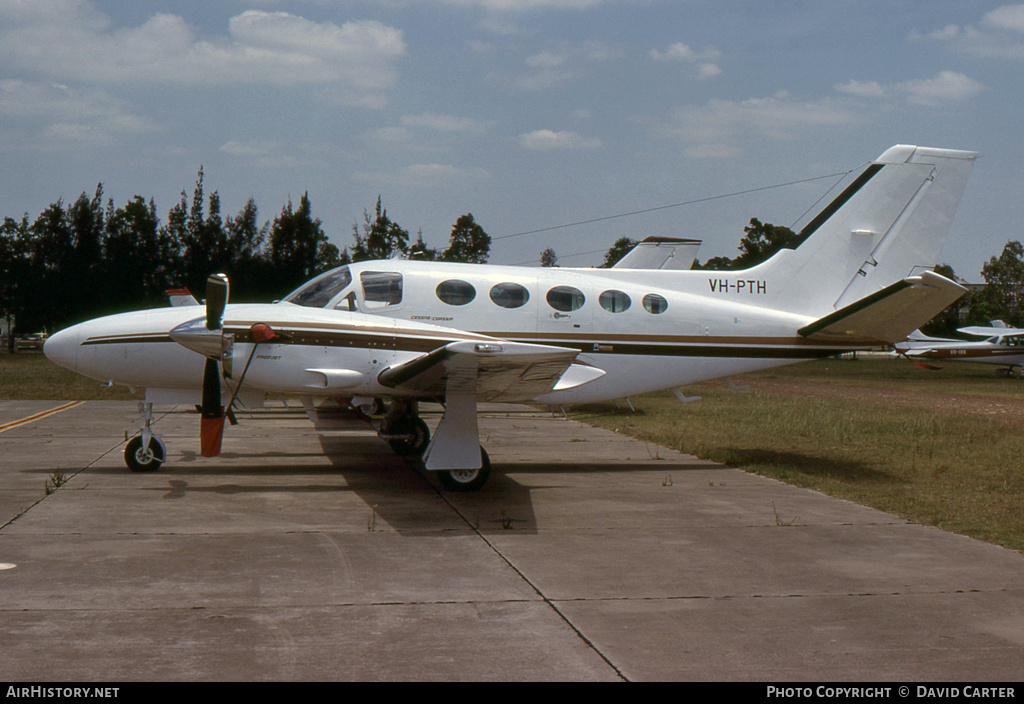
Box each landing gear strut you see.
[125,402,166,472]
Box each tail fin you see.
[748,145,976,317]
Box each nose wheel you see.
[124,402,166,472]
[124,434,166,472]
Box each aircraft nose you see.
[43,326,80,372]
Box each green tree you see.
[0,215,29,346]
[102,196,173,311]
[408,230,438,261]
[442,213,490,263]
[224,197,271,299]
[695,218,796,270]
[164,167,231,293]
[68,186,106,307]
[350,196,409,261]
[921,263,968,337]
[600,237,636,268]
[978,240,1024,327]
[268,192,339,298]
[22,201,79,331]
[540,248,558,267]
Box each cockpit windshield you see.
[282,266,352,308]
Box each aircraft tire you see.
[386,416,431,456]
[437,447,491,492]
[124,435,165,472]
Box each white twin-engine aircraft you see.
[44,145,976,491]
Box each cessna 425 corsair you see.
[44,145,976,490]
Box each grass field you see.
[4,350,1023,552]
[574,355,1024,553]
[0,351,136,400]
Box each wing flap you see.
[799,271,966,345]
[378,339,602,403]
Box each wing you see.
[377,339,604,403]
[958,325,1024,338]
[798,271,965,346]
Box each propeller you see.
[200,274,230,457]
[170,273,289,458]
[894,348,942,371]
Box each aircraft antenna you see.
[494,169,857,242]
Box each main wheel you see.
[385,416,431,456]
[437,447,491,492]
[124,435,165,472]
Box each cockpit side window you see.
[282,266,352,308]
[361,271,403,307]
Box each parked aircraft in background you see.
[896,321,1024,375]
[44,145,976,490]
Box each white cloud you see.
[0,3,407,106]
[515,40,621,89]
[434,0,617,10]
[518,129,601,150]
[898,71,985,105]
[836,71,984,106]
[695,63,722,80]
[400,113,489,133]
[655,92,860,144]
[650,42,696,62]
[650,41,721,79]
[683,143,743,160]
[912,4,1024,60]
[835,79,887,98]
[0,79,157,148]
[983,4,1024,32]
[220,140,313,170]
[353,164,492,187]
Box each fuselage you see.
[276,259,852,403]
[44,259,858,408]
[910,337,1024,368]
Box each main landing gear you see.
[436,447,491,492]
[124,402,166,472]
[374,399,491,492]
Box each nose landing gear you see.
[124,402,166,472]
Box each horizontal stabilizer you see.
[798,270,965,346]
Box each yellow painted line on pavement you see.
[0,401,85,434]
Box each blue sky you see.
[0,1,1020,280]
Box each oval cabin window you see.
[490,282,530,309]
[599,290,631,313]
[436,280,477,306]
[546,286,585,312]
[642,293,668,314]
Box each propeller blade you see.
[200,357,225,457]
[206,273,229,331]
